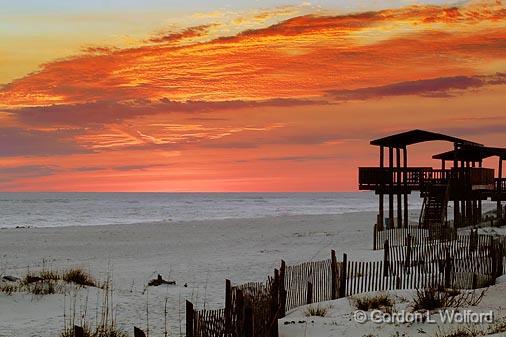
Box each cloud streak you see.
[327,73,506,100]
[0,127,89,157]
[1,2,505,107]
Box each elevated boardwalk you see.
[358,129,506,229]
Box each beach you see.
[0,211,381,336]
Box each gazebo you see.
[358,129,504,229]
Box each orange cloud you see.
[148,24,217,44]
[1,2,504,108]
[1,1,506,192]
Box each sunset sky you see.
[1,0,505,191]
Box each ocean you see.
[0,192,386,228]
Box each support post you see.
[403,147,409,228]
[453,144,459,226]
[498,159,503,220]
[379,146,385,229]
[389,147,394,228]
[396,147,402,228]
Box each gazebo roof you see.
[370,129,481,148]
[433,145,506,161]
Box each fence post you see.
[470,229,477,252]
[74,326,84,337]
[225,279,232,336]
[271,269,279,337]
[383,240,390,277]
[444,249,451,288]
[373,223,378,250]
[244,304,253,337]
[339,253,347,297]
[279,260,287,318]
[498,242,504,276]
[491,238,497,278]
[134,327,146,337]
[186,300,194,337]
[306,281,313,305]
[331,250,338,300]
[236,289,244,333]
[405,234,411,272]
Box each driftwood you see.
[148,274,175,286]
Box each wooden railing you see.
[358,167,431,189]
[452,167,495,189]
[496,178,506,192]
[359,167,495,191]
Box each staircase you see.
[420,183,449,228]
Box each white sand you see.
[0,211,377,336]
[280,283,506,337]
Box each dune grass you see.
[1,266,97,296]
[350,293,394,312]
[304,304,330,317]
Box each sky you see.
[0,0,505,192]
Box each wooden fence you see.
[283,250,342,312]
[187,271,283,337]
[373,224,457,250]
[387,231,494,264]
[343,233,504,296]
[187,230,505,337]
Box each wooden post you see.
[340,253,347,297]
[236,289,244,333]
[498,242,504,276]
[279,260,286,318]
[383,240,389,277]
[379,146,385,229]
[271,269,279,337]
[491,238,497,278]
[454,144,459,226]
[74,326,84,337]
[306,281,313,305]
[396,147,402,228]
[403,147,409,228]
[498,159,503,220]
[134,327,147,337]
[331,250,338,299]
[389,146,394,228]
[244,305,253,337]
[405,234,411,271]
[444,250,451,288]
[373,223,378,250]
[470,229,477,252]
[225,279,232,335]
[186,300,194,337]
